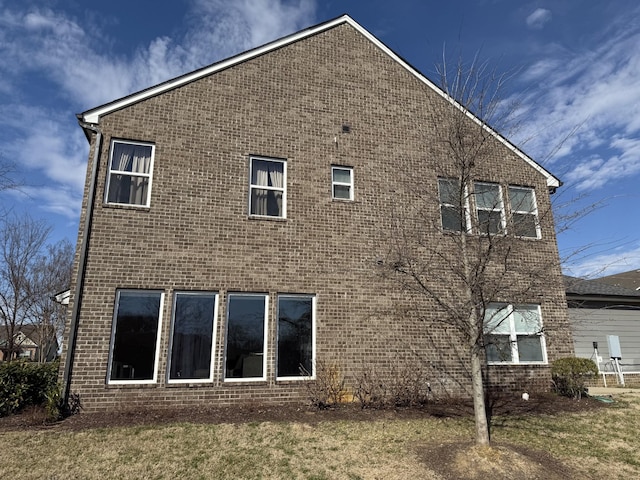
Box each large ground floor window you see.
[277,295,315,379]
[108,290,163,383]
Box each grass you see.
[1,393,639,479]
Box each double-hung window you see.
[332,166,354,200]
[106,140,155,206]
[277,295,315,379]
[438,178,468,232]
[249,157,286,218]
[484,304,546,364]
[474,182,505,235]
[168,292,218,383]
[224,294,268,381]
[509,186,540,238]
[107,290,163,383]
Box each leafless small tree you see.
[377,53,569,445]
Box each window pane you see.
[513,213,537,238]
[333,184,351,199]
[478,210,502,235]
[278,297,313,377]
[484,335,512,362]
[509,188,535,212]
[110,143,152,173]
[251,159,284,187]
[250,189,283,216]
[225,295,266,379]
[475,183,501,209]
[513,306,541,333]
[441,206,463,232]
[438,178,459,205]
[169,294,216,380]
[333,168,352,183]
[107,174,149,205]
[517,335,544,362]
[110,291,161,381]
[484,305,511,334]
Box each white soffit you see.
[79,15,560,188]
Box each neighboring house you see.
[565,275,640,382]
[60,15,572,412]
[0,325,59,362]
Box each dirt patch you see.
[418,441,574,480]
[0,392,609,432]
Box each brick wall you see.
[61,23,573,412]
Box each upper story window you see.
[438,178,468,232]
[105,140,155,207]
[249,157,286,218]
[483,303,546,364]
[474,182,505,235]
[332,166,354,200]
[509,186,540,238]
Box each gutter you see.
[62,118,102,405]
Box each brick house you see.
[60,15,573,412]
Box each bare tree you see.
[29,239,74,361]
[0,216,51,361]
[377,54,567,445]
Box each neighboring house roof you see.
[0,325,58,347]
[78,14,561,190]
[593,269,640,291]
[564,275,640,303]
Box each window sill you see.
[103,202,151,212]
[247,215,287,222]
[487,362,548,366]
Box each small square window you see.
[249,157,286,218]
[105,140,155,207]
[332,166,354,200]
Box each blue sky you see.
[1,0,639,278]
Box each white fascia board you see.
[80,14,560,189]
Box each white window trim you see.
[474,181,506,235]
[104,139,155,208]
[438,178,471,233]
[276,294,317,381]
[223,293,269,383]
[248,156,287,219]
[106,289,164,385]
[508,186,541,239]
[331,166,354,201]
[167,291,219,384]
[485,304,548,365]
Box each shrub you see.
[354,361,431,409]
[551,357,598,399]
[0,361,60,417]
[301,361,347,409]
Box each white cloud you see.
[564,243,640,278]
[515,11,640,192]
[525,8,552,30]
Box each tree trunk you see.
[471,344,490,445]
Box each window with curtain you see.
[168,292,218,382]
[474,182,505,235]
[509,186,540,238]
[277,295,315,379]
[224,294,268,380]
[106,140,155,206]
[438,178,468,232]
[483,303,546,364]
[332,166,354,200]
[250,157,286,218]
[108,290,163,383]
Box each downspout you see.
[62,118,102,405]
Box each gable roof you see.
[594,269,640,291]
[78,14,561,190]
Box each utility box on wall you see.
[607,335,622,359]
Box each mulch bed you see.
[0,392,610,432]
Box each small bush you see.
[551,357,598,399]
[0,361,60,417]
[301,361,347,409]
[354,362,431,409]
